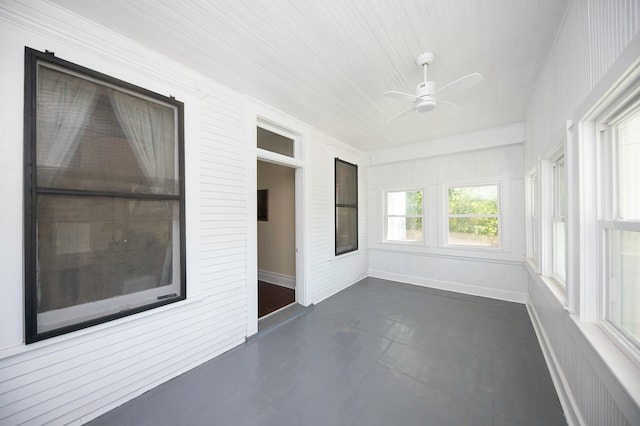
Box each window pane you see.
[336,206,357,253]
[386,217,423,242]
[618,109,640,220]
[607,230,640,348]
[336,160,357,205]
[448,185,498,215]
[37,195,181,332]
[257,127,294,157]
[335,159,357,255]
[387,191,422,216]
[553,220,566,282]
[448,217,499,247]
[554,159,566,217]
[37,65,179,195]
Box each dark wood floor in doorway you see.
[258,281,295,317]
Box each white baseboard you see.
[526,302,582,426]
[258,270,295,289]
[368,269,527,304]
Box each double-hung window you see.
[552,155,567,284]
[600,104,640,351]
[335,158,358,255]
[447,184,501,248]
[24,48,185,342]
[385,190,423,243]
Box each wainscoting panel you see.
[369,249,527,303]
[527,269,638,426]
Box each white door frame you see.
[247,116,307,337]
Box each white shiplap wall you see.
[0,2,368,424]
[367,139,527,303]
[307,130,369,303]
[525,0,640,168]
[524,0,640,424]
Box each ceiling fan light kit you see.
[384,51,483,120]
[415,98,436,113]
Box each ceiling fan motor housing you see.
[415,81,437,112]
[416,81,436,96]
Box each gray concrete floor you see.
[88,278,565,425]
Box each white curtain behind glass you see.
[109,91,177,286]
[37,68,98,184]
[109,91,175,194]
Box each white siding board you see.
[200,278,247,296]
[199,228,247,238]
[200,167,245,180]
[202,284,247,300]
[201,244,246,257]
[200,152,246,167]
[200,235,247,247]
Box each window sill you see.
[442,244,504,253]
[524,258,567,307]
[370,243,522,265]
[332,249,361,260]
[599,321,640,370]
[381,240,425,247]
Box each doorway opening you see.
[257,159,296,318]
[253,120,308,334]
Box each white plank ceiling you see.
[49,0,568,151]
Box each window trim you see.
[256,117,304,162]
[570,63,640,369]
[23,47,186,343]
[442,181,503,251]
[334,158,358,256]
[597,96,640,359]
[383,188,425,244]
[551,153,567,286]
[525,167,539,267]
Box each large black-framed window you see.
[335,158,358,255]
[24,48,186,343]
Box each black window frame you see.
[23,47,186,343]
[334,158,358,255]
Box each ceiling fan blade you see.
[436,100,462,116]
[384,90,419,103]
[433,73,483,98]
[390,105,415,121]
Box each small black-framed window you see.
[23,47,186,343]
[335,158,358,255]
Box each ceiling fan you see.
[385,52,483,120]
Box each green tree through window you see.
[448,185,499,247]
[385,190,423,242]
